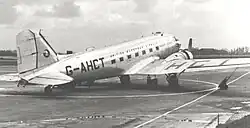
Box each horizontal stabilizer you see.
[0,73,20,82]
[28,72,73,85]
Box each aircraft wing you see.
[124,58,250,75]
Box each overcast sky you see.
[0,0,250,52]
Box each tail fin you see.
[16,29,58,74]
[188,38,193,51]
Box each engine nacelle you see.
[165,50,193,61]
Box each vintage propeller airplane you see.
[1,30,250,93]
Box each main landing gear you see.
[119,75,131,85]
[165,73,180,88]
[44,85,53,94]
[147,75,158,85]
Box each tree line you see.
[0,50,17,56]
[191,47,250,55]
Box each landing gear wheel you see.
[166,73,180,88]
[17,79,28,88]
[147,75,158,85]
[119,75,131,85]
[44,85,53,94]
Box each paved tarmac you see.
[0,66,250,128]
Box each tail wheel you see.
[147,75,158,85]
[17,79,28,88]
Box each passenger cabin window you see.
[142,50,146,55]
[127,55,131,59]
[135,52,139,57]
[120,57,124,62]
[156,46,159,50]
[111,59,116,64]
[149,48,153,52]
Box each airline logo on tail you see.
[16,29,58,74]
[43,49,50,58]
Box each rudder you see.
[16,29,58,74]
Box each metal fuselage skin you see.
[49,35,180,82]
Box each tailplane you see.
[16,29,58,74]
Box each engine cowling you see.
[164,50,193,61]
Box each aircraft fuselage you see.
[49,34,180,83]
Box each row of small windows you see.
[111,46,160,64]
[111,43,161,58]
[126,42,158,53]
[127,55,132,59]
[135,52,139,57]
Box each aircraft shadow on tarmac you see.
[71,82,205,93]
[0,82,212,98]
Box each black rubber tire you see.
[167,75,180,88]
[120,75,131,85]
[44,85,53,94]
